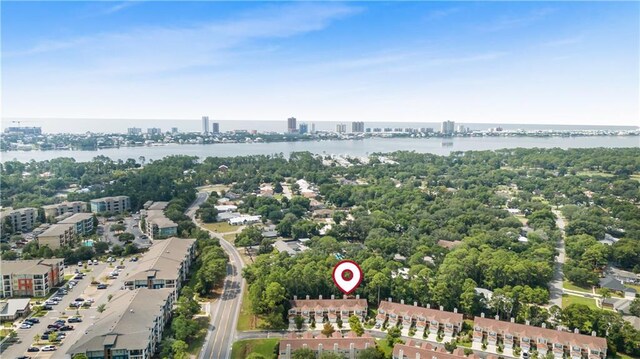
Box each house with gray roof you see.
[66,288,173,359]
[0,298,31,321]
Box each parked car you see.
[40,334,49,340]
[42,305,53,310]
[93,259,98,265]
[74,297,84,302]
[59,325,74,331]
[52,296,62,301]
[25,318,39,324]
[107,257,114,263]
[77,261,82,266]
[27,347,40,352]
[54,320,65,325]
[47,324,62,329]
[19,323,32,329]
[67,317,82,323]
[97,284,108,289]
[41,345,57,351]
[69,302,81,308]
[116,265,125,269]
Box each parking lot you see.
[3,258,143,359]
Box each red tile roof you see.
[474,317,607,349]
[290,298,367,312]
[393,342,477,359]
[279,331,375,352]
[378,301,463,324]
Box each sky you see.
[2,1,639,126]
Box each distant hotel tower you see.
[202,116,210,134]
[212,122,220,134]
[287,117,297,133]
[441,120,455,135]
[299,123,308,135]
[351,121,365,133]
[336,123,347,133]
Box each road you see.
[549,209,567,307]
[186,191,246,359]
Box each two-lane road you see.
[186,191,246,359]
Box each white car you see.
[77,261,82,266]
[19,323,32,329]
[41,345,57,351]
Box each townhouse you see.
[0,259,64,297]
[0,207,37,232]
[288,295,367,324]
[90,196,131,214]
[473,316,607,359]
[123,237,196,297]
[42,201,86,220]
[66,288,174,359]
[36,223,75,249]
[394,341,486,359]
[279,331,375,359]
[376,300,464,337]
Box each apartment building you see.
[90,196,131,214]
[279,331,375,359]
[376,300,464,337]
[288,295,367,324]
[36,223,75,249]
[473,316,607,359]
[0,259,64,298]
[59,212,94,235]
[0,207,37,232]
[394,342,483,359]
[123,238,196,296]
[42,201,86,220]
[143,202,177,239]
[66,288,174,359]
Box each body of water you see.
[1,136,638,163]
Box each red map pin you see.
[332,260,363,295]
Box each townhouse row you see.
[279,331,375,359]
[289,297,607,359]
[0,259,65,297]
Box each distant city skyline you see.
[2,2,638,126]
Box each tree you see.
[321,322,335,338]
[97,304,106,313]
[172,315,198,341]
[629,298,640,317]
[319,353,344,359]
[246,354,267,359]
[107,294,113,302]
[292,348,316,359]
[348,315,364,336]
[598,288,612,300]
[94,241,109,254]
[294,315,305,330]
[386,326,401,346]
[357,347,385,359]
[172,339,189,359]
[48,332,58,343]
[235,226,263,247]
[124,243,138,255]
[73,354,89,359]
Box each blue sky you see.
[2,1,638,125]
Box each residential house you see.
[288,295,367,324]
[472,315,607,359]
[66,288,174,359]
[599,276,637,300]
[278,331,375,359]
[229,215,261,225]
[376,300,463,337]
[0,259,64,297]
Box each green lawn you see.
[223,233,237,243]
[563,280,592,293]
[202,222,238,234]
[611,353,638,359]
[376,339,394,357]
[562,294,598,310]
[237,285,264,331]
[231,339,279,359]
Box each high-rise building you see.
[287,117,297,133]
[299,123,308,135]
[212,122,220,133]
[311,123,316,134]
[441,121,455,135]
[147,128,162,136]
[351,121,365,133]
[171,127,179,134]
[202,116,210,134]
[3,127,42,135]
[336,124,347,133]
[127,127,142,135]
[456,124,466,133]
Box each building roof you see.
[125,237,195,282]
[59,213,94,223]
[66,288,172,355]
[229,215,261,225]
[0,298,31,316]
[91,195,129,202]
[37,223,74,237]
[0,258,64,276]
[600,276,636,293]
[147,201,169,210]
[474,317,607,349]
[393,341,475,359]
[0,207,36,216]
[437,240,463,249]
[42,201,84,210]
[378,300,463,324]
[290,298,367,312]
[279,331,374,352]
